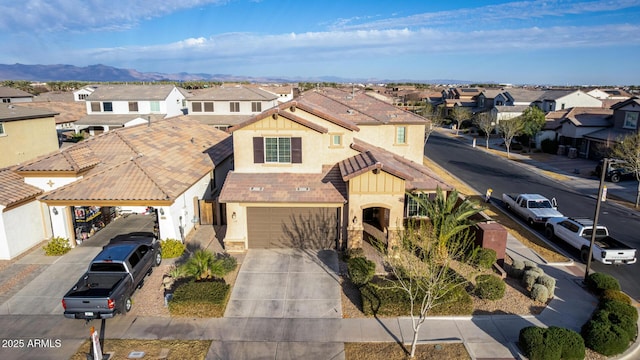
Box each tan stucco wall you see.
[0,116,58,167]
[356,123,425,163]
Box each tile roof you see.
[0,167,43,207]
[561,107,613,127]
[189,86,278,101]
[503,88,545,103]
[583,128,635,142]
[0,87,33,98]
[230,106,329,134]
[19,116,231,204]
[86,85,177,101]
[0,104,58,122]
[345,139,452,191]
[75,114,165,126]
[187,114,253,127]
[611,97,640,110]
[218,165,347,204]
[15,101,85,125]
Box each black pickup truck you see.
[62,233,162,320]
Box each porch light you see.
[232,212,237,220]
[352,216,357,224]
[52,207,58,215]
[159,208,164,216]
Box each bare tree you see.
[473,112,497,149]
[498,117,524,159]
[422,104,445,146]
[449,106,472,136]
[384,220,475,358]
[610,133,640,208]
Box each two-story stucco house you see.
[219,88,451,252]
[75,84,187,135]
[533,90,602,112]
[583,97,640,158]
[187,85,279,131]
[0,105,59,168]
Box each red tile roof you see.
[18,116,231,204]
[0,167,43,207]
[219,165,347,204]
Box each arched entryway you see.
[362,206,390,249]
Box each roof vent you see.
[250,187,264,192]
[347,109,355,115]
[296,187,310,192]
[290,105,296,112]
[272,113,279,120]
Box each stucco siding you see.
[0,116,58,168]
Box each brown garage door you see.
[247,207,339,249]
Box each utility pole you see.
[585,158,608,282]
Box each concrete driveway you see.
[224,249,342,318]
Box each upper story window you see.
[330,134,342,147]
[253,137,302,164]
[204,102,214,112]
[150,101,160,112]
[90,102,100,112]
[78,94,88,100]
[251,102,262,112]
[103,102,113,112]
[623,112,638,129]
[128,102,139,112]
[0,122,5,135]
[192,102,202,112]
[230,102,240,112]
[395,126,407,144]
[2,98,10,103]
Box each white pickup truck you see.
[545,217,637,265]
[502,193,564,226]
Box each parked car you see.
[545,217,636,265]
[62,233,162,320]
[595,159,635,183]
[502,193,563,226]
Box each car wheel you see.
[580,247,592,263]
[545,227,554,240]
[611,173,621,183]
[154,251,162,267]
[124,297,132,313]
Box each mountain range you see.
[0,63,470,85]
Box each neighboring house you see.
[587,88,632,100]
[0,87,34,103]
[12,116,232,251]
[0,167,48,260]
[259,85,295,103]
[532,89,602,112]
[218,88,451,252]
[77,84,187,135]
[583,97,640,159]
[186,85,279,131]
[503,88,546,106]
[73,85,98,101]
[15,101,86,143]
[549,107,614,159]
[476,89,509,111]
[491,105,531,123]
[0,104,59,167]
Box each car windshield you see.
[582,228,608,238]
[529,200,552,209]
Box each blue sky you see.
[2,0,640,85]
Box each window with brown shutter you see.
[291,137,302,163]
[253,137,264,163]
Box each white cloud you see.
[0,0,226,32]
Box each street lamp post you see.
[584,158,608,282]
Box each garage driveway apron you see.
[224,249,342,318]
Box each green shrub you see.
[523,260,538,270]
[347,257,376,287]
[599,299,639,322]
[430,285,473,316]
[531,283,549,303]
[508,258,525,279]
[518,326,561,360]
[582,317,631,356]
[160,238,185,258]
[171,279,229,304]
[522,269,542,289]
[602,289,632,305]
[42,236,72,256]
[474,274,505,300]
[473,248,497,269]
[519,326,585,360]
[586,272,620,294]
[209,253,237,278]
[184,250,215,280]
[536,275,556,299]
[549,326,585,360]
[592,308,637,341]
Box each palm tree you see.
[184,250,214,280]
